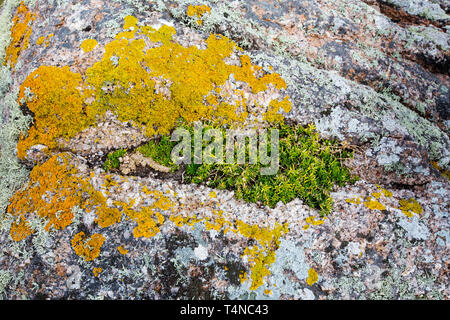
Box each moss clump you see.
[137,122,356,215]
[137,136,179,171]
[188,124,355,214]
[102,148,127,172]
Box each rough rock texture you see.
[0,0,448,300]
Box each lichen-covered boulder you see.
[0,0,448,300]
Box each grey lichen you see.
[385,0,449,21]
[397,215,431,241]
[0,270,12,299]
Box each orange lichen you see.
[95,206,122,228]
[8,153,123,241]
[17,66,95,159]
[45,34,53,47]
[7,154,87,239]
[4,2,36,68]
[37,34,54,47]
[93,267,102,277]
[10,217,33,242]
[36,36,45,45]
[8,152,289,288]
[117,246,128,255]
[71,232,105,261]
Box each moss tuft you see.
[136,122,356,215]
[102,148,127,172]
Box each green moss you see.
[102,148,127,172]
[137,135,179,171]
[138,122,356,215]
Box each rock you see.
[0,0,448,300]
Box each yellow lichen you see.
[80,38,98,52]
[125,206,165,238]
[375,185,393,198]
[239,271,247,284]
[4,2,36,68]
[372,192,382,199]
[17,17,290,158]
[398,198,423,218]
[363,197,386,211]
[303,216,324,230]
[346,197,361,204]
[123,15,138,30]
[166,209,288,290]
[305,216,324,226]
[306,268,318,286]
[36,36,45,45]
[237,220,288,290]
[431,161,450,181]
[187,4,211,25]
